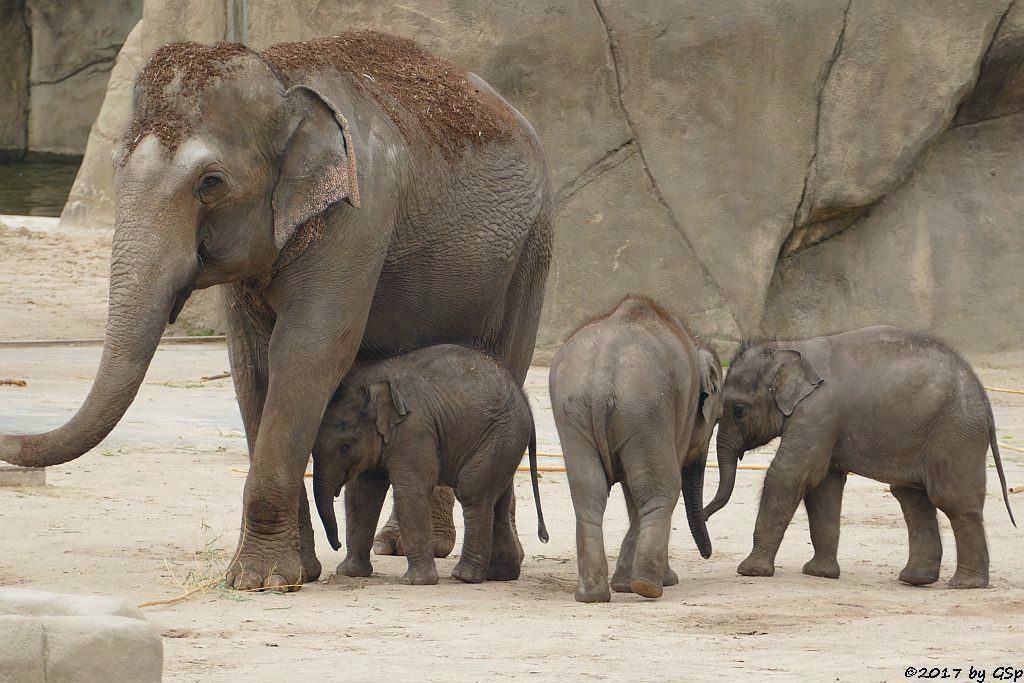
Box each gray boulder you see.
[0,588,162,682]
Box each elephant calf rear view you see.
[708,325,1016,588]
[549,296,722,603]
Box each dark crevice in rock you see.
[954,0,1017,125]
[592,0,740,333]
[792,0,851,231]
[31,52,118,85]
[555,138,637,205]
[952,108,1024,129]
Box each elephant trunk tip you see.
[0,435,30,467]
[327,536,342,552]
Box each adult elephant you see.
[0,32,552,592]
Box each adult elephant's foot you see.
[574,583,611,603]
[226,541,303,592]
[401,563,439,586]
[337,554,373,578]
[372,510,456,559]
[737,554,775,577]
[898,565,940,586]
[629,576,664,599]
[947,569,988,589]
[802,555,840,579]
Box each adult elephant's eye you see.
[732,404,747,419]
[339,443,352,455]
[197,173,226,203]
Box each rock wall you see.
[0,0,141,159]
[60,0,1024,354]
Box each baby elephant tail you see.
[529,428,550,543]
[990,419,1017,527]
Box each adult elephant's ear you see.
[272,85,360,250]
[768,349,823,416]
[368,380,409,445]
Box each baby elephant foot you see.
[737,554,775,577]
[452,559,489,584]
[337,554,373,578]
[372,528,455,559]
[898,565,940,587]
[802,556,840,579]
[401,564,439,586]
[947,570,988,589]
[575,583,611,603]
[611,566,677,593]
[487,555,522,582]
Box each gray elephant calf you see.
[313,344,548,585]
[550,296,722,602]
[706,325,1016,588]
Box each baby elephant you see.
[550,296,722,602]
[706,325,1016,588]
[313,344,548,585]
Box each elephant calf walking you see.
[706,325,1016,588]
[549,296,722,602]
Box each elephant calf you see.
[706,325,1016,588]
[313,344,548,585]
[550,296,722,602]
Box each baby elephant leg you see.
[391,476,440,586]
[488,484,522,581]
[611,483,677,593]
[337,473,390,577]
[890,484,942,586]
[452,494,497,584]
[619,436,681,599]
[802,468,847,579]
[562,432,612,603]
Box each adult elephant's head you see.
[703,343,822,519]
[0,42,359,467]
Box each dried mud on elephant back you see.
[262,31,518,162]
[121,42,253,160]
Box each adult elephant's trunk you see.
[681,448,712,559]
[312,460,342,551]
[703,430,742,520]
[0,217,196,468]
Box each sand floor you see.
[1,218,1022,681]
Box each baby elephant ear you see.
[768,349,823,416]
[367,380,409,445]
[697,347,721,423]
[272,85,360,250]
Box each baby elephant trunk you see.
[312,455,343,551]
[682,450,712,559]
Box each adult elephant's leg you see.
[226,225,386,591]
[225,286,331,583]
[802,468,847,579]
[739,436,834,577]
[373,486,456,558]
[620,437,680,600]
[891,484,942,586]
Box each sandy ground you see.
[1,220,1023,681]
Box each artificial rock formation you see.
[61,0,1024,353]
